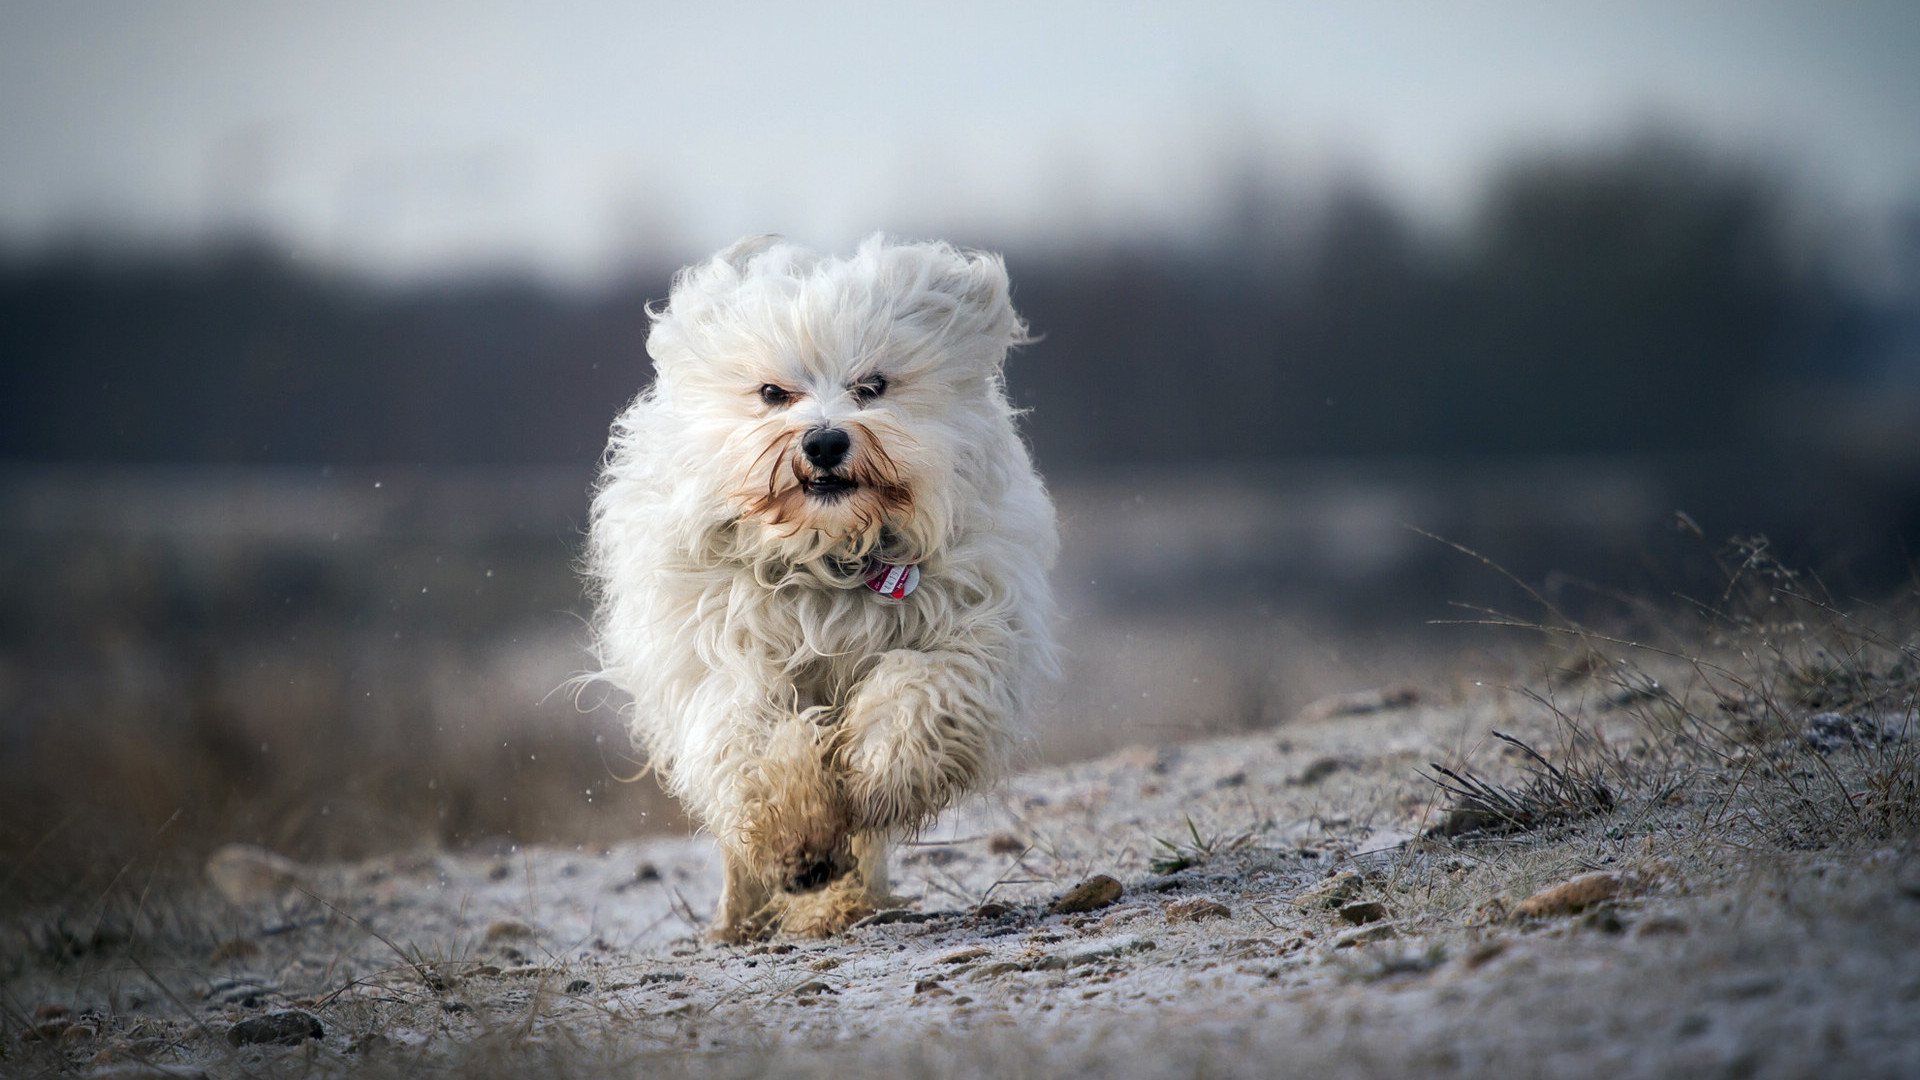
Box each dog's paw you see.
[707,921,767,945]
[779,889,876,939]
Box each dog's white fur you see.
[586,235,1057,939]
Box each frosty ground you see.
[7,636,1919,1080]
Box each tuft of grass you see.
[1430,529,1920,854]
[1424,731,1615,838]
[1148,815,1251,874]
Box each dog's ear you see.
[714,234,783,273]
[886,241,1030,362]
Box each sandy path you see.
[10,690,1920,1078]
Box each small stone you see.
[1296,871,1362,910]
[913,977,944,993]
[1293,757,1345,786]
[987,833,1026,854]
[1030,955,1069,971]
[936,948,991,965]
[205,845,308,905]
[1339,901,1389,925]
[1165,898,1232,923]
[971,961,1028,980]
[487,863,511,882]
[1512,872,1632,919]
[634,862,662,883]
[792,981,837,997]
[484,919,536,943]
[1050,875,1123,914]
[225,1010,323,1047]
[973,902,1013,918]
[1333,923,1399,948]
[565,979,592,993]
[809,957,844,971]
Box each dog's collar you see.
[864,560,920,599]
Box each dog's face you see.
[645,236,1027,565]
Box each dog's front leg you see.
[712,853,774,944]
[839,648,1010,833]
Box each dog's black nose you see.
[801,426,851,470]
[786,858,837,893]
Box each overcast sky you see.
[2,1,1916,282]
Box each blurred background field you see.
[3,2,1919,905]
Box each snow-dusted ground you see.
[11,685,1919,1079]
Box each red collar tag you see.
[864,561,920,599]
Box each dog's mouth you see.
[801,474,859,501]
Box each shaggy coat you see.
[586,236,1057,938]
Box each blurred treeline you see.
[4,135,1911,474]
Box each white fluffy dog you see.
[586,235,1057,940]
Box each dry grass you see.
[5,527,1918,1078]
[1423,531,1919,858]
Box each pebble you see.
[1165,898,1232,922]
[936,947,992,964]
[1334,923,1399,948]
[1051,875,1123,914]
[970,961,1028,981]
[1512,872,1632,919]
[1339,901,1389,925]
[225,1010,323,1047]
[485,919,536,942]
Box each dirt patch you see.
[7,650,1918,1078]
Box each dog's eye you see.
[851,374,888,405]
[758,384,795,407]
